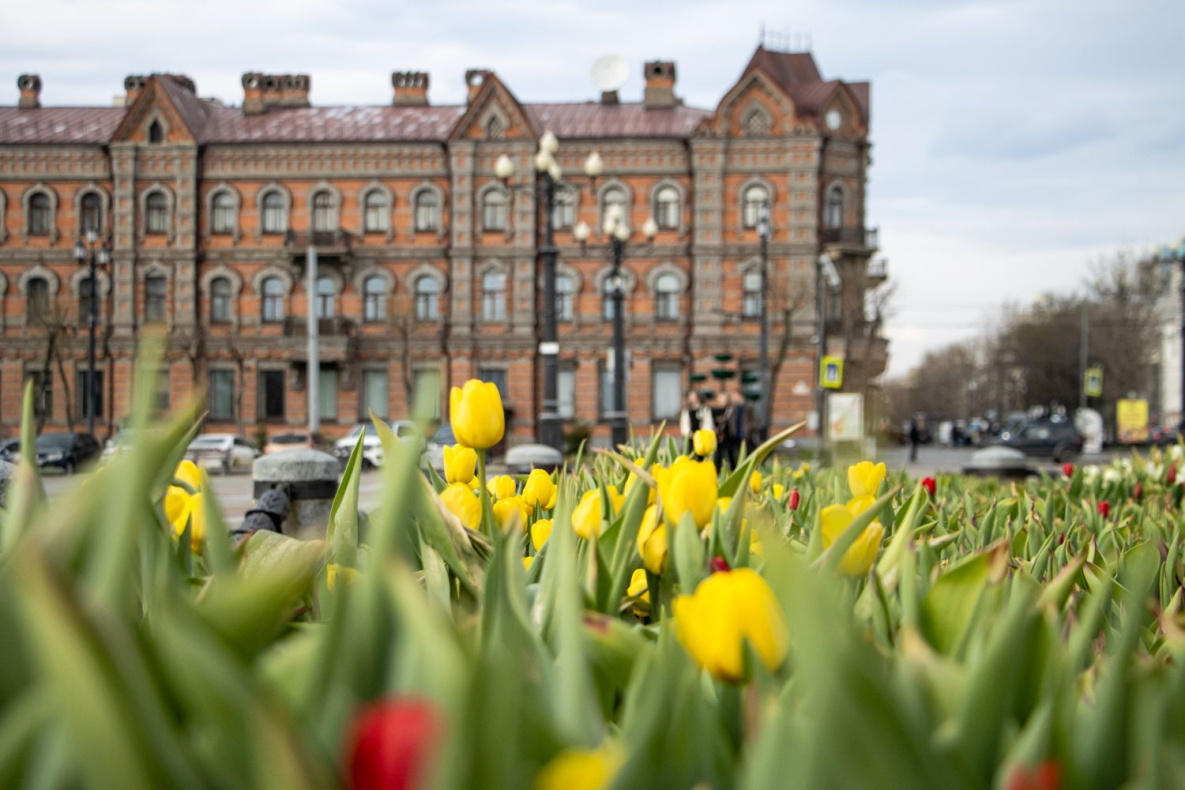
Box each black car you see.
[34,432,101,474]
[994,419,1083,463]
[0,438,18,463]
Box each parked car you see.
[333,421,424,469]
[505,443,564,475]
[264,432,314,455]
[993,418,1083,463]
[0,438,19,463]
[35,432,102,474]
[184,433,260,474]
[1153,421,1185,446]
[100,427,166,463]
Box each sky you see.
[3,0,1183,377]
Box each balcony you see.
[282,315,356,337]
[283,228,354,254]
[867,256,889,283]
[821,226,879,250]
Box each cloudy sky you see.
[4,0,1183,376]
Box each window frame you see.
[655,186,680,230]
[362,191,389,233]
[258,369,286,421]
[742,268,763,320]
[27,277,50,324]
[653,273,681,322]
[28,193,51,236]
[481,270,507,322]
[311,191,337,233]
[481,189,509,233]
[742,185,769,230]
[210,277,233,324]
[651,364,683,422]
[414,275,440,321]
[208,369,235,421]
[145,192,169,236]
[362,276,386,322]
[555,273,575,322]
[144,274,168,324]
[825,184,845,230]
[211,191,236,235]
[80,192,103,236]
[315,276,336,320]
[413,190,440,233]
[261,191,288,235]
[261,276,285,323]
[360,369,389,421]
[79,275,99,324]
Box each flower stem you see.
[477,449,492,536]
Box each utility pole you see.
[1078,308,1089,410]
[307,244,320,437]
[757,201,771,440]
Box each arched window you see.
[654,273,680,322]
[482,189,508,232]
[312,192,337,233]
[825,185,845,230]
[555,273,574,322]
[262,192,287,234]
[28,194,51,236]
[79,276,99,322]
[742,185,768,229]
[211,192,235,235]
[148,120,164,144]
[261,277,285,323]
[145,274,167,323]
[210,277,232,323]
[553,190,575,230]
[655,186,680,230]
[27,277,49,323]
[601,186,628,222]
[742,269,763,319]
[146,193,168,235]
[363,276,386,322]
[414,190,439,232]
[80,193,103,235]
[315,276,336,319]
[482,271,506,321]
[414,276,440,321]
[363,191,389,233]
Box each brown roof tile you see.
[0,107,125,144]
[527,102,712,139]
[198,104,466,143]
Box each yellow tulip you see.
[523,469,555,509]
[820,503,885,576]
[693,429,717,458]
[571,489,604,540]
[716,496,731,513]
[847,460,886,498]
[443,444,477,485]
[534,744,623,790]
[166,461,207,552]
[545,489,557,509]
[624,471,657,507]
[772,483,785,500]
[441,483,481,530]
[487,474,517,501]
[326,563,361,592]
[635,504,667,574]
[750,471,763,494]
[493,496,530,532]
[523,555,534,572]
[661,456,717,529]
[449,379,505,450]
[531,518,553,551]
[627,568,650,616]
[673,568,789,683]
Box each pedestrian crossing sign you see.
[1084,368,1103,398]
[820,356,843,389]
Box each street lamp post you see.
[495,135,603,452]
[599,207,658,449]
[73,230,111,436]
[1155,237,1185,425]
[757,201,771,441]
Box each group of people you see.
[679,389,761,469]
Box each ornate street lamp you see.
[1154,236,1185,426]
[757,200,771,441]
[73,229,111,436]
[496,135,603,452]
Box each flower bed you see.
[1,375,1184,789]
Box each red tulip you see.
[1062,463,1074,478]
[1133,482,1143,500]
[788,489,801,511]
[921,477,937,498]
[1005,761,1061,790]
[346,698,440,790]
[1169,466,1177,485]
[709,556,731,574]
[1097,501,1110,518]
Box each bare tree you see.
[31,303,76,433]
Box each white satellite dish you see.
[591,55,628,93]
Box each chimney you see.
[392,71,429,106]
[241,73,310,115]
[17,74,41,109]
[465,70,490,104]
[124,75,148,105]
[643,61,677,109]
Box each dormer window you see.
[148,120,164,144]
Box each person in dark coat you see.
[908,418,921,463]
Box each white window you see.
[553,190,575,229]
[482,190,508,232]
[210,277,232,323]
[361,370,388,420]
[363,276,386,322]
[742,185,768,229]
[262,277,285,322]
[315,276,336,319]
[556,273,574,322]
[558,366,575,420]
[414,191,439,232]
[654,273,680,322]
[602,186,628,221]
[312,192,337,233]
[363,191,389,233]
[742,269,763,319]
[655,186,679,230]
[482,271,506,321]
[825,185,844,230]
[652,367,682,420]
[415,276,440,321]
[212,192,235,234]
[319,367,338,422]
[262,192,287,234]
[146,193,169,235]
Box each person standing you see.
[908,417,921,463]
[679,390,710,454]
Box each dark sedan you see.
[994,419,1083,463]
[35,432,101,474]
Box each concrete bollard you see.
[0,460,12,508]
[251,449,340,540]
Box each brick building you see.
[0,46,887,445]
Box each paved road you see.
[877,445,1119,479]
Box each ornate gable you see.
[817,84,867,136]
[449,73,537,142]
[110,77,198,145]
[702,69,796,138]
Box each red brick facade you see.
[0,48,887,445]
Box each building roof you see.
[742,46,870,122]
[0,107,124,144]
[198,104,466,144]
[526,103,712,140]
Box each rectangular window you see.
[412,368,442,421]
[553,196,575,229]
[599,361,618,421]
[319,367,338,422]
[414,198,439,232]
[557,366,575,420]
[361,370,389,420]
[26,372,52,422]
[75,370,104,422]
[259,370,285,420]
[482,274,506,322]
[652,366,683,421]
[364,199,388,233]
[145,277,167,324]
[209,370,235,421]
[478,368,508,403]
[155,369,170,413]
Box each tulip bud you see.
[1133,482,1143,500]
[440,483,481,530]
[1062,462,1074,478]
[487,474,517,501]
[709,556,731,574]
[921,477,937,498]
[1097,501,1110,518]
[522,468,556,509]
[1169,466,1177,485]
[345,698,440,790]
[449,379,505,450]
[442,445,477,485]
[692,429,716,459]
[788,489,801,511]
